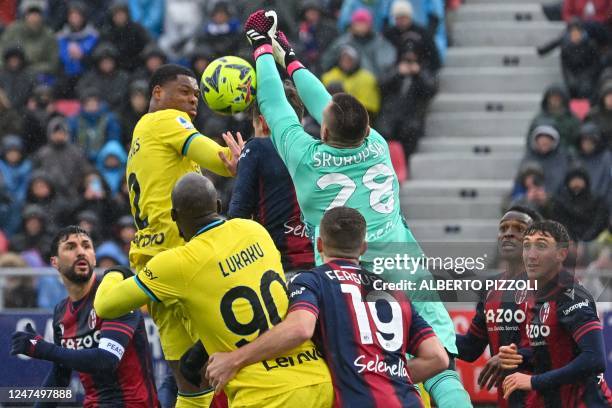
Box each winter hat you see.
[391,1,413,18]
[351,8,373,25]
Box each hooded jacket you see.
[528,85,581,148]
[96,140,127,195]
[101,2,150,71]
[520,124,571,194]
[32,116,92,199]
[67,99,122,161]
[585,81,612,150]
[0,20,59,74]
[550,168,609,241]
[57,18,99,77]
[573,124,612,212]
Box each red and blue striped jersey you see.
[52,276,158,407]
[288,260,435,408]
[228,137,314,271]
[524,273,612,407]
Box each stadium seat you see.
[388,140,408,183]
[55,99,81,117]
[570,98,590,120]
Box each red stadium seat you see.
[55,99,81,117]
[570,98,590,120]
[388,140,408,183]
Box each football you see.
[200,56,257,115]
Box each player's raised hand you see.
[502,372,532,399]
[478,354,503,390]
[219,131,245,177]
[244,10,277,58]
[10,323,45,357]
[498,343,523,370]
[205,352,241,394]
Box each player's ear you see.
[557,246,569,263]
[152,85,162,100]
[316,237,323,254]
[360,241,367,256]
[50,256,58,270]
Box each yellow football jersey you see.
[136,218,331,405]
[126,109,228,269]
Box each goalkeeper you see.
[243,10,472,407]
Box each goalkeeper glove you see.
[180,340,210,387]
[272,31,305,77]
[244,10,278,60]
[104,265,134,279]
[11,323,50,358]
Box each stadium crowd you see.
[0,0,609,311]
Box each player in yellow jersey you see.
[94,173,333,407]
[127,64,243,406]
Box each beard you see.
[60,259,94,284]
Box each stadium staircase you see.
[400,0,564,259]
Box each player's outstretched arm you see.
[245,11,316,173]
[94,268,149,319]
[406,337,449,384]
[205,310,316,393]
[184,131,244,177]
[272,31,331,125]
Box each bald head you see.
[171,173,221,240]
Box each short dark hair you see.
[524,220,570,247]
[506,205,543,222]
[149,64,197,96]
[324,93,369,145]
[51,226,91,257]
[251,80,304,121]
[320,206,366,257]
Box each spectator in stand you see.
[0,0,58,76]
[96,140,127,196]
[129,0,164,39]
[10,204,54,259]
[75,210,103,244]
[297,0,338,76]
[48,0,110,32]
[0,46,35,109]
[192,2,241,58]
[550,167,609,241]
[118,80,148,148]
[158,0,204,61]
[101,0,150,72]
[408,0,447,62]
[24,172,74,231]
[384,1,441,73]
[586,81,612,149]
[0,252,37,308]
[21,85,61,155]
[56,1,99,99]
[32,116,91,200]
[189,45,213,79]
[73,170,115,238]
[520,124,571,194]
[76,43,130,109]
[0,135,32,236]
[561,19,600,99]
[95,215,134,268]
[528,85,581,149]
[130,43,167,83]
[562,0,612,45]
[508,163,552,218]
[322,45,381,117]
[110,179,131,223]
[68,88,121,161]
[96,240,128,268]
[337,0,393,32]
[572,122,612,211]
[322,8,396,80]
[376,47,438,155]
[0,86,22,139]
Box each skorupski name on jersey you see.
[312,141,386,168]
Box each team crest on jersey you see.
[176,116,194,130]
[539,302,550,323]
[515,288,528,305]
[88,309,97,330]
